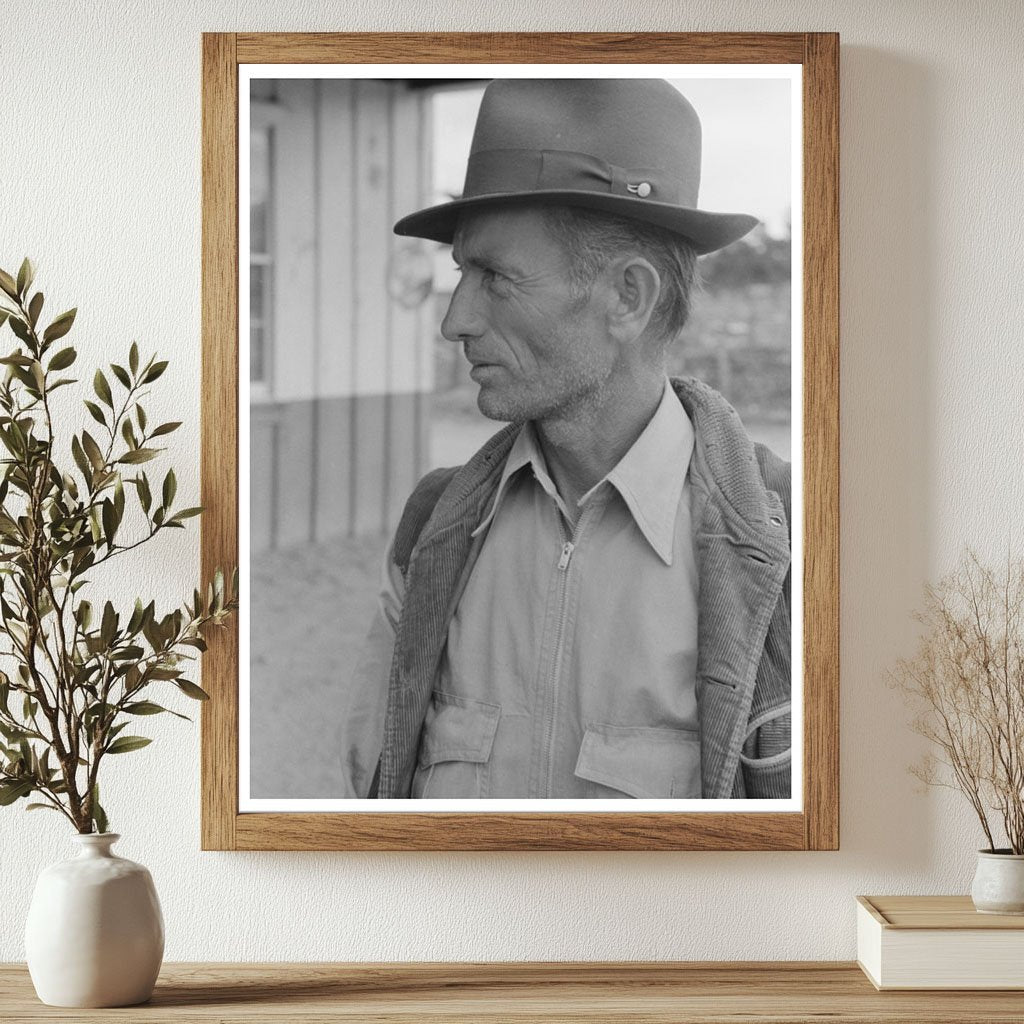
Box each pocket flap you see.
[417,692,500,768]
[574,724,701,799]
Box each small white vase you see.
[971,849,1024,915]
[24,833,164,1007]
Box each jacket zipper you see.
[557,541,574,570]
[539,507,593,795]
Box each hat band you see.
[463,149,692,206]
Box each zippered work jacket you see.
[378,376,792,800]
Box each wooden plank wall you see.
[250,79,435,552]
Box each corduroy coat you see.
[377,377,792,799]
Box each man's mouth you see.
[466,352,501,371]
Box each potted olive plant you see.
[895,550,1024,914]
[0,259,238,1006]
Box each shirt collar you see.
[471,422,556,539]
[472,379,695,566]
[598,378,694,566]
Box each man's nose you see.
[440,276,482,343]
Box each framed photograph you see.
[201,32,838,850]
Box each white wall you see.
[1,0,1022,961]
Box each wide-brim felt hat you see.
[394,78,759,255]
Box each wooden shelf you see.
[4,962,1024,1022]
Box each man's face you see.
[441,206,614,424]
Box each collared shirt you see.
[338,378,701,799]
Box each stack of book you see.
[857,895,1024,990]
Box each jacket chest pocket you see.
[411,691,501,799]
[574,724,702,799]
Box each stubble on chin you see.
[475,384,523,424]
[475,373,608,429]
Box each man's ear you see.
[605,256,661,344]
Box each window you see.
[249,123,273,391]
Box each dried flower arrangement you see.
[894,551,1024,854]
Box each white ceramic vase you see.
[971,849,1024,915]
[24,833,164,1007]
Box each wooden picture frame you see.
[201,32,839,851]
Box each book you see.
[857,895,1024,989]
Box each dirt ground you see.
[250,529,389,798]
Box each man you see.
[340,78,792,800]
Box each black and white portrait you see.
[241,66,802,810]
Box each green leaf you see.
[27,291,43,328]
[123,665,142,692]
[150,421,181,438]
[93,369,113,409]
[124,700,187,719]
[113,474,125,522]
[126,597,145,635]
[136,404,147,432]
[109,644,144,661]
[117,448,158,465]
[147,666,180,680]
[129,342,139,375]
[124,701,165,714]
[26,803,61,813]
[176,679,210,701]
[83,400,107,428]
[42,308,76,344]
[101,498,116,546]
[47,346,76,371]
[100,601,117,647]
[81,431,105,472]
[0,779,33,805]
[0,352,34,366]
[0,427,20,459]
[88,507,102,545]
[8,317,32,344]
[0,722,28,742]
[16,258,34,298]
[105,735,152,755]
[71,434,92,483]
[91,785,108,834]
[110,363,131,389]
[121,418,137,450]
[168,507,203,524]
[162,467,176,509]
[0,268,18,300]
[142,360,168,383]
[0,309,9,330]
[136,472,152,513]
[83,701,114,728]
